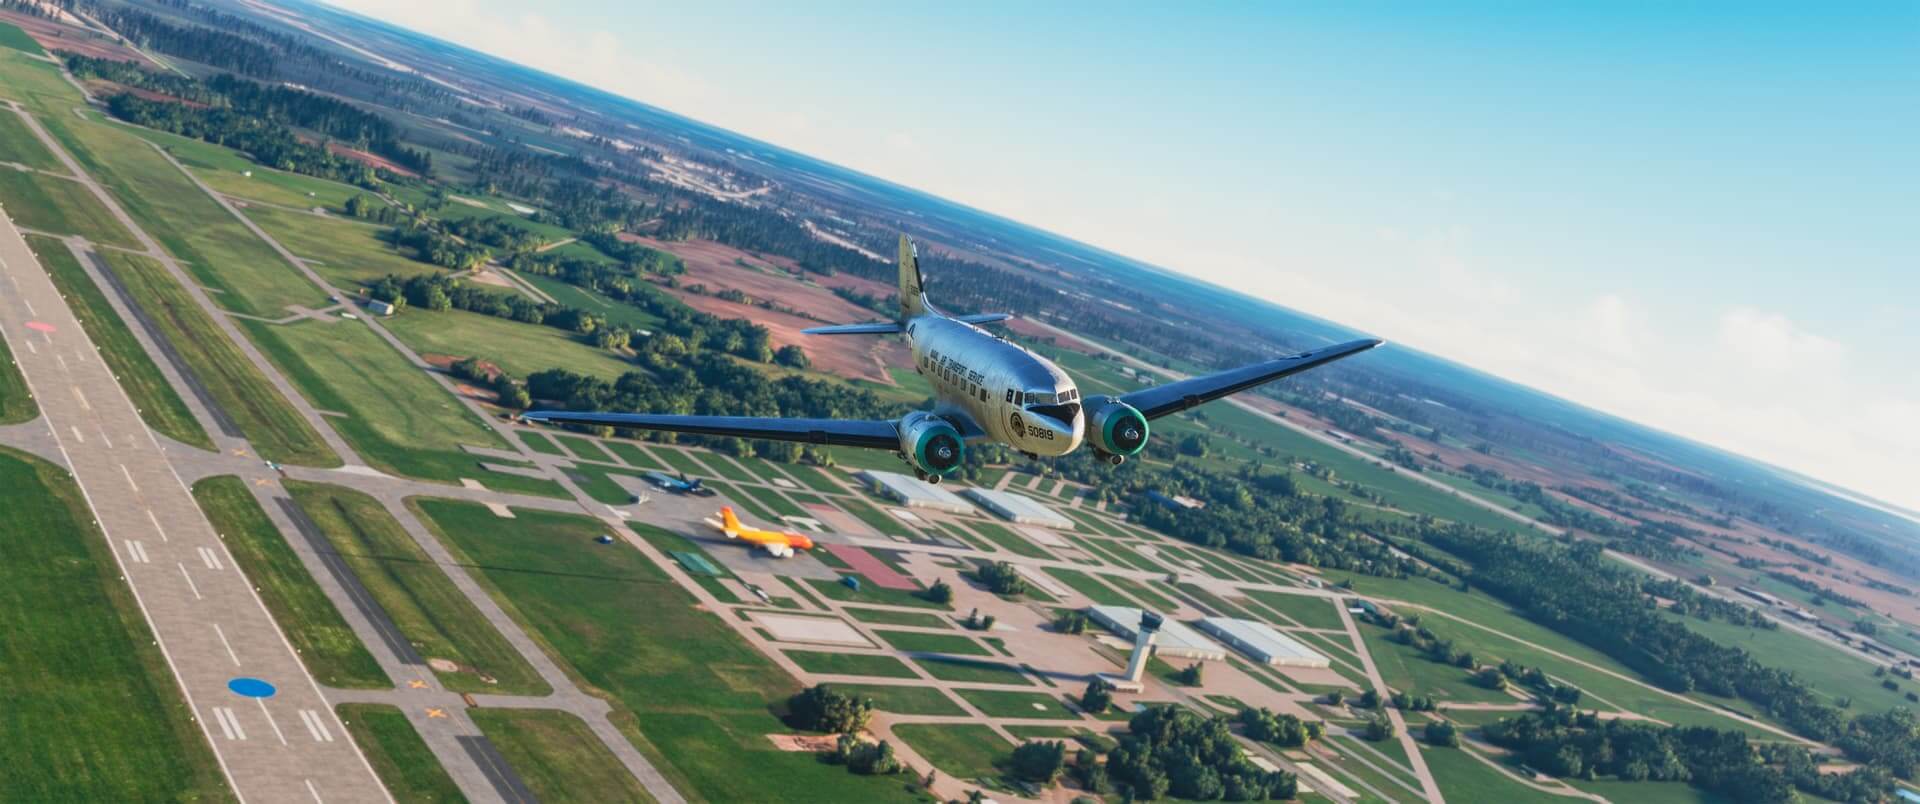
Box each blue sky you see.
[329,0,1919,510]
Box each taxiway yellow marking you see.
[425,708,447,719]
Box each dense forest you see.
[1485,708,1892,802]
[1088,706,1296,801]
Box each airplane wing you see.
[802,321,903,335]
[521,411,900,449]
[1118,338,1383,422]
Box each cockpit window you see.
[1028,402,1080,427]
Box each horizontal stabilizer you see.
[801,321,904,335]
[952,313,1012,326]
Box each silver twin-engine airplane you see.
[524,236,1383,481]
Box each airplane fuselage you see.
[906,314,1084,457]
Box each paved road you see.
[0,207,390,801]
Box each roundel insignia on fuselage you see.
[1009,412,1024,436]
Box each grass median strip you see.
[193,476,388,688]
[289,481,547,694]
[470,709,651,804]
[96,248,338,466]
[872,629,992,657]
[31,234,211,448]
[0,336,31,424]
[336,704,467,803]
[0,168,139,249]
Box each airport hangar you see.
[962,487,1076,530]
[1197,617,1332,668]
[858,470,973,514]
[1086,605,1227,661]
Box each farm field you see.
[0,448,233,802]
[385,306,637,380]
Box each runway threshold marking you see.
[124,540,150,563]
[198,546,224,570]
[177,563,203,599]
[211,706,247,741]
[298,709,334,743]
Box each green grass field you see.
[95,249,338,466]
[915,656,1034,686]
[738,482,806,517]
[0,336,31,424]
[786,650,921,678]
[519,430,565,455]
[0,48,80,117]
[1246,589,1349,630]
[47,112,331,317]
[413,498,920,802]
[964,520,1052,560]
[656,446,709,477]
[242,203,439,291]
[240,318,566,496]
[0,168,138,248]
[1675,612,1918,712]
[551,433,612,463]
[692,451,759,483]
[873,629,992,657]
[1104,574,1182,612]
[470,709,651,804]
[830,683,966,716]
[1357,622,1517,705]
[288,481,547,694]
[704,480,779,522]
[782,462,849,494]
[893,724,1011,782]
[517,271,668,332]
[954,689,1078,720]
[123,123,380,213]
[835,496,915,538]
[385,306,637,380]
[0,109,59,170]
[808,576,943,610]
[30,234,212,448]
[604,439,664,469]
[336,704,468,803]
[0,20,44,55]
[193,476,388,688]
[1418,744,1563,803]
[844,607,953,629]
[0,448,233,801]
[1044,567,1132,605]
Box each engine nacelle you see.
[1085,397,1149,460]
[898,411,965,477]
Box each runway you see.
[0,206,391,801]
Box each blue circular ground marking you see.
[228,677,277,698]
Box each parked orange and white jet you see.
[706,507,816,558]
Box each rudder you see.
[898,235,927,320]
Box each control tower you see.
[1100,610,1163,693]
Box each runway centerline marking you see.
[119,463,138,492]
[68,425,83,443]
[54,353,66,371]
[146,509,167,542]
[177,563,203,600]
[254,698,288,745]
[71,385,88,410]
[306,779,325,803]
[98,429,113,449]
[213,623,241,666]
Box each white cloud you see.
[1717,307,1846,373]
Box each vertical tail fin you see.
[898,235,927,321]
[721,507,741,532]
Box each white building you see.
[1196,617,1331,668]
[1086,605,1226,661]
[963,487,1075,530]
[858,470,972,514]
